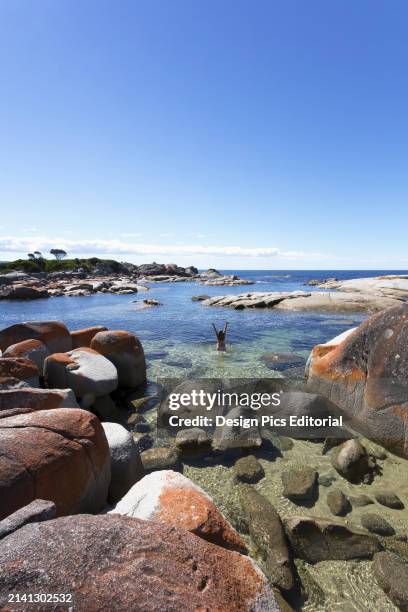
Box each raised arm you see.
[223,322,229,335]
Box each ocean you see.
[1,270,406,380]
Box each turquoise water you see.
[2,269,407,611]
[2,269,406,379]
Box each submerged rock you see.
[141,446,181,473]
[132,431,154,452]
[238,485,297,598]
[233,455,265,484]
[349,494,374,507]
[318,473,336,487]
[331,439,373,483]
[175,427,211,454]
[261,352,306,372]
[361,513,395,536]
[212,406,263,454]
[110,470,246,553]
[285,516,382,563]
[165,356,193,369]
[374,491,404,510]
[326,489,351,516]
[278,436,294,451]
[373,552,408,610]
[281,467,318,504]
[0,514,279,611]
[191,294,210,301]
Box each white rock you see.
[102,422,144,503]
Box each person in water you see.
[212,322,229,351]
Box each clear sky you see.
[0,0,407,269]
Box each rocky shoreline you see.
[0,306,407,610]
[0,262,252,300]
[201,274,408,312]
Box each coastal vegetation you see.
[0,255,125,274]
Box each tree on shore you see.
[28,251,43,260]
[26,251,46,270]
[50,248,67,260]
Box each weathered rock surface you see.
[373,551,408,611]
[0,377,30,391]
[102,422,144,503]
[0,321,72,354]
[306,304,408,458]
[202,290,400,312]
[331,439,373,483]
[110,470,246,553]
[0,387,78,414]
[317,275,408,300]
[233,455,265,483]
[0,357,39,388]
[238,485,297,597]
[203,291,311,309]
[281,467,318,503]
[275,291,400,312]
[71,325,108,348]
[0,408,110,519]
[44,348,118,404]
[141,446,181,473]
[91,330,146,388]
[0,499,56,540]
[0,514,279,611]
[285,516,382,563]
[3,339,50,373]
[0,285,49,300]
[0,271,31,285]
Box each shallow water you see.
[0,269,376,380]
[1,269,407,610]
[184,435,407,612]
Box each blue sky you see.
[0,0,407,269]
